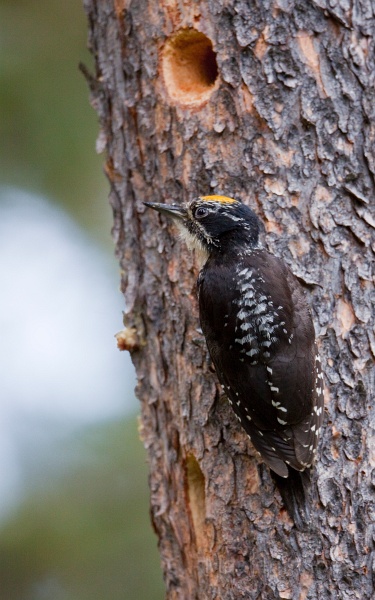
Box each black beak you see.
[144,202,187,221]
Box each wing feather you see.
[199,251,323,476]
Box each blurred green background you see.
[0,0,164,598]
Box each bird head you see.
[144,195,261,259]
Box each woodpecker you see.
[144,195,324,528]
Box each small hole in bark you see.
[162,29,219,106]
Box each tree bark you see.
[83,1,375,598]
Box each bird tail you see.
[270,468,311,530]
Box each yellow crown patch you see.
[200,195,238,204]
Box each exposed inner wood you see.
[185,454,206,549]
[162,29,219,105]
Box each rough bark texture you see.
[84,1,375,598]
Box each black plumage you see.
[145,195,324,528]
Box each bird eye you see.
[194,206,209,219]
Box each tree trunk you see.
[83,1,375,598]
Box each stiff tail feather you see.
[270,468,311,530]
